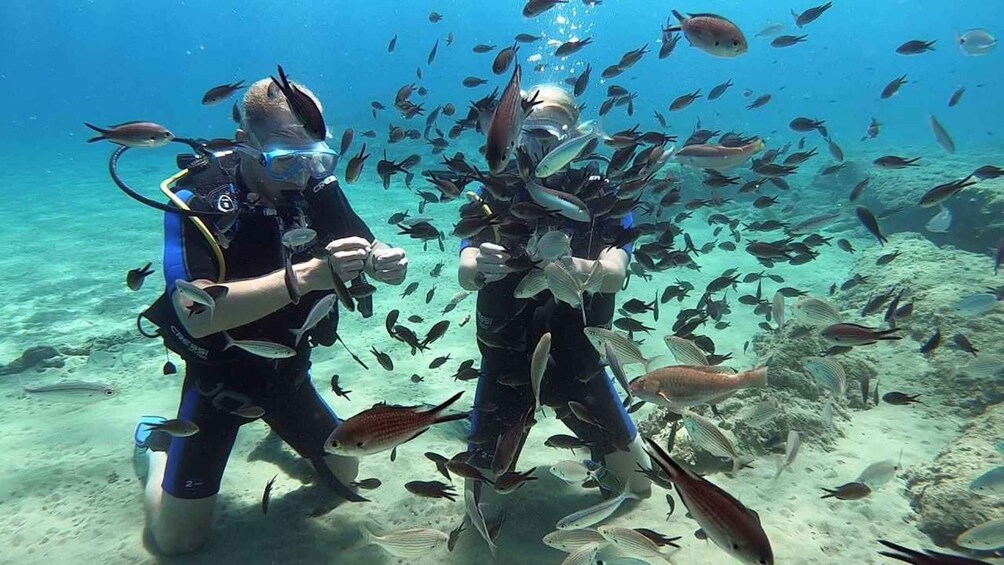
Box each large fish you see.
[486,64,540,173]
[645,439,774,564]
[630,365,767,412]
[674,139,765,172]
[534,123,604,177]
[324,391,468,457]
[357,524,449,558]
[666,11,748,58]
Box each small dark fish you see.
[231,101,241,123]
[896,39,936,55]
[792,2,832,27]
[973,165,1004,180]
[708,79,734,101]
[405,480,457,501]
[523,0,568,18]
[388,34,398,53]
[746,93,772,110]
[919,328,941,355]
[262,474,278,514]
[351,478,382,490]
[881,75,908,99]
[876,539,989,565]
[515,33,541,43]
[425,452,452,482]
[876,250,900,265]
[428,40,440,65]
[330,374,351,400]
[493,43,519,75]
[771,34,808,48]
[202,80,246,106]
[448,519,468,551]
[820,482,871,500]
[952,333,979,356]
[670,89,702,111]
[126,262,155,291]
[849,177,870,202]
[271,65,326,141]
[855,206,887,245]
[555,37,593,57]
[882,391,921,405]
[948,87,966,107]
[428,11,443,22]
[429,355,451,369]
[425,286,437,304]
[370,347,394,371]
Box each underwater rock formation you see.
[904,403,1004,550]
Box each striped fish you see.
[514,268,548,299]
[772,291,785,330]
[584,327,651,369]
[486,64,538,173]
[604,342,632,402]
[773,430,800,480]
[23,380,118,402]
[357,524,448,559]
[736,398,780,427]
[561,541,601,565]
[682,410,746,474]
[596,526,674,564]
[324,391,468,457]
[542,528,606,553]
[663,335,709,366]
[792,297,842,327]
[545,261,584,308]
[802,357,846,397]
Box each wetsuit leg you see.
[262,378,340,460]
[537,293,637,458]
[466,275,537,470]
[162,370,243,499]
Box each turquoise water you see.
[1,1,1002,564]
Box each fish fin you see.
[434,411,471,425]
[390,446,397,462]
[83,122,108,140]
[427,390,465,416]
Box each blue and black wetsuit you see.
[461,178,639,471]
[156,174,372,499]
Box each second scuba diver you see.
[457,85,653,527]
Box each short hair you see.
[525,84,580,132]
[239,78,324,142]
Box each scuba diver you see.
[457,85,653,525]
[130,78,408,555]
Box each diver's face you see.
[240,115,315,194]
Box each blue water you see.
[1,1,1002,564]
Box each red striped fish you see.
[325,391,468,457]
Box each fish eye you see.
[733,40,740,46]
[105,389,115,396]
[732,543,740,550]
[356,441,364,447]
[715,41,720,46]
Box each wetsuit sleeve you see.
[318,180,376,242]
[163,189,220,294]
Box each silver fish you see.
[604,342,632,402]
[281,227,317,249]
[514,269,548,299]
[531,230,572,263]
[971,466,1004,495]
[556,489,640,529]
[23,380,118,402]
[535,123,603,177]
[84,121,174,147]
[561,542,601,565]
[584,327,650,368]
[821,400,835,428]
[682,409,746,474]
[224,333,297,359]
[465,487,498,557]
[596,526,674,564]
[954,293,999,317]
[148,418,200,438]
[289,293,337,346]
[792,296,842,326]
[929,115,956,153]
[957,517,1004,550]
[357,524,448,558]
[663,335,708,366]
[174,279,228,319]
[855,459,900,488]
[925,206,952,233]
[736,398,779,427]
[526,178,591,223]
[531,332,552,410]
[545,261,585,312]
[773,430,800,480]
[772,292,785,330]
[550,460,597,484]
[789,212,841,235]
[542,528,607,553]
[802,357,846,397]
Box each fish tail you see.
[428,390,465,417]
[642,436,684,481]
[84,122,107,142]
[876,328,902,340]
[670,10,685,24]
[744,366,769,386]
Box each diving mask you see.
[259,141,339,181]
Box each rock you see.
[904,403,1004,550]
[0,346,61,376]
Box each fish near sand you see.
[820,482,871,500]
[666,11,748,58]
[820,323,901,346]
[24,380,118,402]
[929,115,955,153]
[645,439,774,564]
[324,391,468,457]
[357,524,449,559]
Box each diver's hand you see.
[368,247,408,285]
[325,237,371,283]
[476,242,514,284]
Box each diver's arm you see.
[569,247,629,294]
[172,258,334,339]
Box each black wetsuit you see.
[460,182,638,470]
[156,172,372,499]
